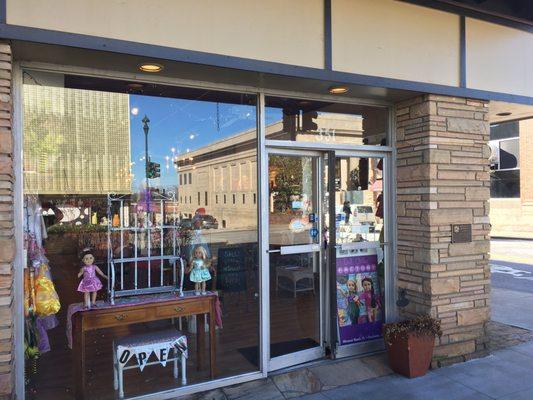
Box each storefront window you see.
[23,71,259,399]
[265,97,388,145]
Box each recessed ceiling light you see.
[139,63,164,73]
[496,112,512,117]
[328,85,349,94]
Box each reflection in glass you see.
[328,155,385,345]
[268,155,317,246]
[268,154,321,359]
[22,72,259,399]
[265,97,388,145]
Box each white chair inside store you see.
[113,328,188,399]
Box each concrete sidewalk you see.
[180,322,533,400]
[296,341,533,400]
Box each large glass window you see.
[23,71,259,399]
[265,97,389,145]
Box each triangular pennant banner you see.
[115,333,189,371]
[118,348,134,367]
[135,349,151,371]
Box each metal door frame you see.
[330,150,393,359]
[263,145,395,366]
[265,147,327,371]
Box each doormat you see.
[238,338,319,367]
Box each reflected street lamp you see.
[142,115,150,190]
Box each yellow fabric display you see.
[34,265,60,316]
[24,268,33,317]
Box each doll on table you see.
[77,249,108,309]
[188,245,211,295]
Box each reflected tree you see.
[270,155,303,212]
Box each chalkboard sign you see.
[216,247,247,293]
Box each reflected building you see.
[176,112,383,229]
[23,85,132,195]
[176,124,258,229]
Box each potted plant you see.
[383,315,442,378]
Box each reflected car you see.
[178,218,193,229]
[193,215,219,229]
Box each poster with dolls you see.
[336,252,382,345]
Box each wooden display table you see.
[71,292,217,400]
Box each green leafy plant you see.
[270,155,303,213]
[383,315,442,346]
[347,167,360,190]
[24,313,40,382]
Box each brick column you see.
[395,95,491,365]
[0,42,14,398]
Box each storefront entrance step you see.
[177,352,392,400]
[176,388,227,400]
[308,353,393,390]
[223,378,284,400]
[271,368,322,399]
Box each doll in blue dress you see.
[188,246,211,295]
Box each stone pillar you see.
[395,94,491,365]
[0,42,14,398]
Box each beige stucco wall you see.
[490,199,533,239]
[467,18,533,97]
[9,0,533,98]
[331,0,460,86]
[7,0,324,68]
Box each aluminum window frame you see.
[13,60,398,400]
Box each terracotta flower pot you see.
[385,332,435,378]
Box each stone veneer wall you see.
[395,94,491,366]
[0,42,13,398]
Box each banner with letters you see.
[117,335,188,371]
[336,251,383,345]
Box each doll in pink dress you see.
[360,277,381,323]
[77,249,107,309]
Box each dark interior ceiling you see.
[59,75,387,117]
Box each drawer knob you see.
[115,314,127,321]
[174,306,184,313]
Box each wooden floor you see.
[26,251,320,399]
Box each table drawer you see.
[84,308,148,329]
[156,300,208,318]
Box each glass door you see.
[327,152,388,358]
[265,148,391,369]
[267,150,325,371]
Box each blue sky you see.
[128,94,273,188]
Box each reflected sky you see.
[129,94,260,189]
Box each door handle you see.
[267,249,281,254]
